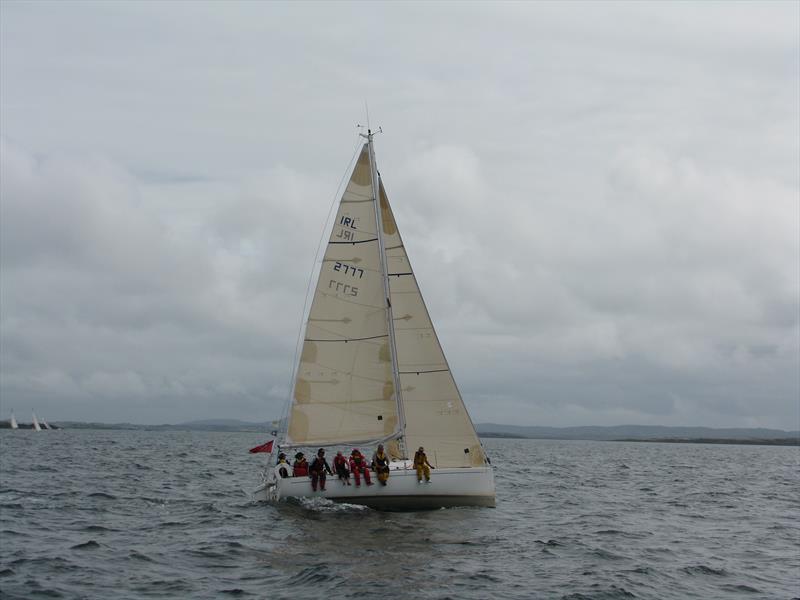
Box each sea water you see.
[0,430,797,599]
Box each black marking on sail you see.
[330,238,379,245]
[399,369,450,375]
[377,415,383,421]
[305,334,388,343]
[388,272,413,276]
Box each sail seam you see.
[305,334,388,342]
[329,238,379,245]
[399,369,450,374]
[388,272,413,276]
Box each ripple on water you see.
[1,432,798,600]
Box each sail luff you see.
[366,134,407,450]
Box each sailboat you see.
[255,131,495,509]
[9,411,18,429]
[41,419,52,430]
[31,411,41,432]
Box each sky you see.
[1,1,798,428]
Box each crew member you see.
[309,448,333,492]
[293,452,309,477]
[372,444,391,486]
[333,451,351,485]
[275,452,291,479]
[413,446,434,483]
[349,449,372,487]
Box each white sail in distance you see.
[9,412,18,429]
[42,420,52,430]
[32,412,41,432]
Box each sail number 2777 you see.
[329,261,363,297]
[333,262,364,278]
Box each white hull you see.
[255,462,495,510]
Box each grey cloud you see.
[0,2,797,428]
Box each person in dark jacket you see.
[309,448,334,491]
[372,444,391,486]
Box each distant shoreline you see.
[478,432,798,446]
[4,421,797,447]
[611,437,799,447]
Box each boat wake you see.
[294,496,370,513]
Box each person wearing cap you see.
[292,452,309,477]
[349,448,372,487]
[371,444,391,486]
[308,448,333,492]
[333,450,351,485]
[413,446,434,483]
[274,452,291,479]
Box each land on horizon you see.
[3,418,797,445]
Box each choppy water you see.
[0,430,798,599]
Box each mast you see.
[364,130,407,456]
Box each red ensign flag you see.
[249,440,274,454]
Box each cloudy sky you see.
[1,2,798,428]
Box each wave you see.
[71,540,101,550]
[682,565,729,577]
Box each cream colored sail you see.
[286,146,399,446]
[378,182,486,468]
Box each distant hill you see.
[475,423,800,442]
[19,420,799,443]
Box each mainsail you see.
[287,147,398,447]
[286,139,485,468]
[32,412,41,432]
[9,412,18,429]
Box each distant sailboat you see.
[41,419,52,430]
[32,411,41,432]
[9,411,18,429]
[254,131,495,509]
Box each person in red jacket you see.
[292,452,309,477]
[349,448,372,487]
[333,451,351,485]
